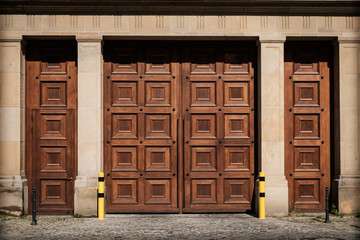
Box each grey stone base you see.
[264,176,289,216]
[74,176,98,217]
[334,176,360,214]
[0,175,27,216]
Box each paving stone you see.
[0,214,359,240]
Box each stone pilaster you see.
[74,36,103,216]
[258,36,288,216]
[0,39,27,216]
[336,38,360,214]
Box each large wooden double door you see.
[104,41,256,213]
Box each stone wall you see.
[0,14,359,216]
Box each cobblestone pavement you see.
[0,214,359,240]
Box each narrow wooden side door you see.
[104,41,179,213]
[26,41,77,214]
[285,42,331,211]
[183,42,256,212]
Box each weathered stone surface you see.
[0,214,359,239]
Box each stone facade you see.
[0,13,359,216]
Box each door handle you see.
[67,177,73,181]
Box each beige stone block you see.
[274,16,294,33]
[73,15,86,32]
[0,42,21,73]
[204,16,228,33]
[340,109,359,141]
[100,15,116,32]
[229,16,240,33]
[261,74,282,108]
[0,107,20,141]
[338,177,360,214]
[127,15,137,31]
[96,140,103,170]
[96,109,103,142]
[188,16,203,33]
[78,73,101,107]
[0,186,23,215]
[169,16,189,33]
[339,186,360,214]
[224,16,238,33]
[78,142,99,176]
[354,17,360,32]
[265,185,288,216]
[318,16,337,33]
[248,16,274,33]
[45,14,86,32]
[261,44,283,75]
[262,141,284,174]
[0,73,21,107]
[141,16,154,33]
[0,31,23,41]
[23,15,42,32]
[141,16,170,34]
[332,17,346,33]
[0,15,15,31]
[340,44,359,74]
[78,42,102,73]
[78,108,98,143]
[286,16,305,33]
[40,15,58,32]
[74,185,97,217]
[53,15,71,31]
[83,15,101,32]
[0,141,20,175]
[262,108,281,141]
[340,74,359,108]
[11,15,25,31]
[340,141,359,174]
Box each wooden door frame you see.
[102,39,258,214]
[25,39,78,215]
[284,40,334,212]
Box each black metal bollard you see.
[325,186,330,223]
[31,187,37,225]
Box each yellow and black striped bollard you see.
[98,172,104,220]
[259,172,265,219]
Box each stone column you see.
[337,39,360,214]
[0,39,27,216]
[74,36,103,216]
[258,36,288,216]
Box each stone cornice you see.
[0,0,359,16]
[258,36,286,43]
[338,36,360,43]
